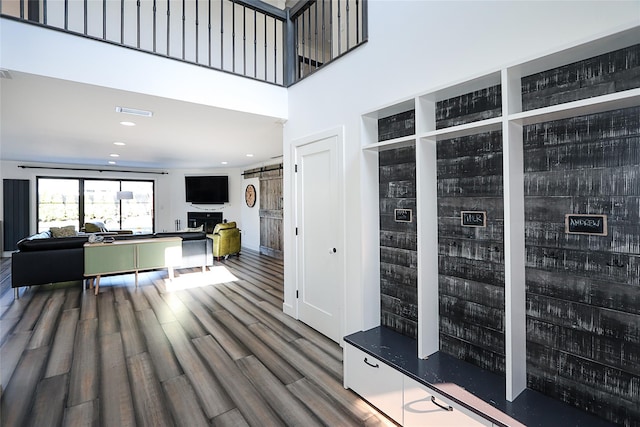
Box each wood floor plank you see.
[44,308,80,378]
[28,373,68,427]
[0,331,31,392]
[287,377,361,427]
[63,400,99,427]
[0,316,19,346]
[141,284,176,324]
[115,300,146,357]
[232,278,283,308]
[80,289,98,320]
[68,318,98,406]
[63,287,82,310]
[97,288,119,336]
[211,408,250,427]
[162,374,210,427]
[202,285,258,326]
[126,282,152,312]
[0,346,49,427]
[220,283,300,343]
[249,322,373,423]
[293,337,343,381]
[100,332,136,427]
[257,300,344,361]
[177,292,250,361]
[135,308,182,382]
[161,321,234,419]
[13,291,49,332]
[192,334,283,427]
[27,293,65,349]
[212,310,303,385]
[160,291,207,338]
[127,352,174,427]
[236,355,323,427]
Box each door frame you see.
[290,126,346,343]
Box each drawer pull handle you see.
[431,396,453,411]
[364,358,379,368]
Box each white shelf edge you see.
[419,117,503,140]
[508,88,640,125]
[362,136,416,151]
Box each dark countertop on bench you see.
[344,327,614,427]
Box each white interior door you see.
[295,134,342,343]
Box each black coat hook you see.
[606,259,626,268]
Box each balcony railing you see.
[1,0,367,86]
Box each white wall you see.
[282,1,640,336]
[0,160,246,256]
[240,176,261,251]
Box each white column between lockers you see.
[416,95,440,358]
[501,68,527,401]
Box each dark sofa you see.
[11,231,213,297]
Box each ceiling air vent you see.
[115,106,153,117]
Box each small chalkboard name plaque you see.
[461,211,486,227]
[565,214,607,236]
[395,209,412,223]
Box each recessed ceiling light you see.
[110,153,120,157]
[221,161,228,165]
[115,106,153,117]
[246,154,254,157]
[113,141,126,146]
[120,121,136,126]
[108,161,116,165]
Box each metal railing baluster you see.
[321,0,325,65]
[345,0,349,50]
[137,0,140,48]
[232,2,235,72]
[253,9,257,78]
[102,0,106,39]
[167,0,170,56]
[314,1,317,70]
[208,0,211,66]
[337,0,341,55]
[181,0,185,59]
[220,0,223,69]
[153,0,156,52]
[243,5,246,75]
[43,0,47,24]
[195,0,199,63]
[120,0,124,44]
[273,17,277,83]
[83,0,87,35]
[264,14,267,80]
[356,0,359,43]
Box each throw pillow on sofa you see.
[84,221,108,232]
[50,225,77,238]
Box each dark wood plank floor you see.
[0,250,394,427]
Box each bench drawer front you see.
[404,376,491,427]
[344,344,403,423]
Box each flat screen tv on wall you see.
[185,175,229,204]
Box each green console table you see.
[84,237,182,295]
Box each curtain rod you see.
[18,165,169,175]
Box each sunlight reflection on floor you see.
[163,265,239,291]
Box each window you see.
[37,177,154,234]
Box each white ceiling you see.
[0,70,285,170]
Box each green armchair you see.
[211,222,241,260]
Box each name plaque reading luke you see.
[461,211,487,227]
[395,209,412,223]
[565,214,607,236]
